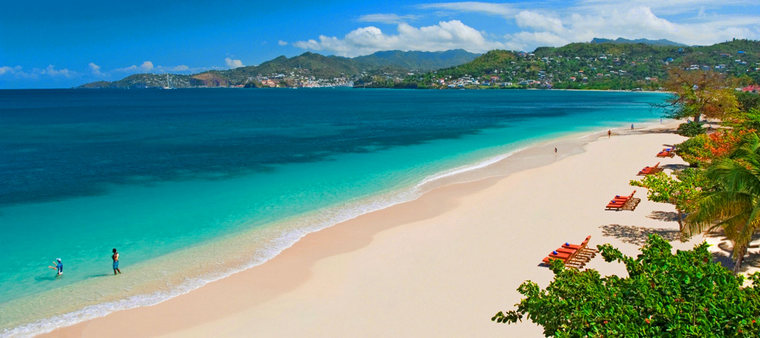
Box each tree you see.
[492,235,760,336]
[630,170,706,231]
[685,134,760,273]
[665,68,740,123]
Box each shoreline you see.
[2,118,664,337]
[35,119,699,337]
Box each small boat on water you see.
[162,74,174,90]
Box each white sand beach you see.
[46,122,750,337]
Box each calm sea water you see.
[0,88,668,335]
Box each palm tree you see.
[685,134,760,273]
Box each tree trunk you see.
[733,245,747,274]
[676,209,684,232]
[694,114,701,123]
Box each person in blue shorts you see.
[48,258,63,276]
[112,248,121,275]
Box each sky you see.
[1,0,759,88]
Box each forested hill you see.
[79,50,480,89]
[590,37,686,46]
[79,40,759,90]
[382,39,759,90]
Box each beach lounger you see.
[541,237,596,268]
[563,236,598,256]
[657,148,675,158]
[606,191,636,210]
[606,202,624,210]
[562,236,591,250]
[638,162,661,175]
[542,252,588,267]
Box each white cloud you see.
[293,20,504,57]
[171,65,189,71]
[224,58,244,69]
[0,65,22,75]
[514,11,565,34]
[225,57,244,69]
[418,2,515,17]
[88,62,104,76]
[140,61,153,71]
[357,13,419,24]
[42,65,74,77]
[413,1,760,51]
[576,0,755,16]
[115,60,155,73]
[278,40,288,46]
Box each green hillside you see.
[79,40,759,90]
[79,50,479,89]
[394,39,760,90]
[353,49,479,72]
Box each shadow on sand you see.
[705,232,760,273]
[599,223,681,246]
[662,163,690,171]
[647,210,681,222]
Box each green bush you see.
[677,121,705,137]
[492,235,760,336]
[676,134,711,167]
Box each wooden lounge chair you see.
[562,236,591,250]
[638,162,661,175]
[563,236,598,257]
[542,236,596,268]
[606,190,636,210]
[657,148,675,158]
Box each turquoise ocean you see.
[0,88,669,335]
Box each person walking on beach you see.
[607,129,611,138]
[48,258,63,276]
[554,147,557,154]
[112,248,121,275]
[631,123,634,130]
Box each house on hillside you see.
[742,85,760,93]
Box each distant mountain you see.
[78,73,200,89]
[79,50,480,88]
[353,49,480,72]
[591,37,687,47]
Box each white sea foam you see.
[414,147,526,191]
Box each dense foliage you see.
[686,134,760,272]
[676,130,748,166]
[630,170,707,230]
[394,39,760,90]
[493,235,760,336]
[665,68,740,122]
[676,121,705,136]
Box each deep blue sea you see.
[0,88,668,335]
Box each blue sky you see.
[1,0,759,88]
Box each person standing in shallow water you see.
[112,248,121,275]
[48,258,63,276]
